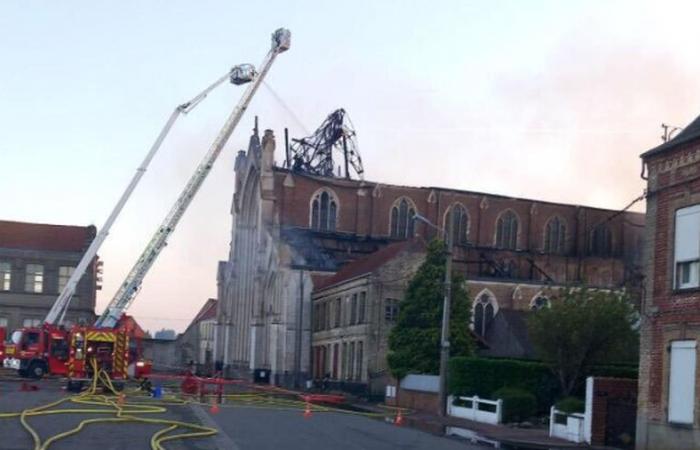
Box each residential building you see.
[311,239,425,396]
[0,220,98,332]
[217,120,644,387]
[637,115,700,449]
[179,298,217,372]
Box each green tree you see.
[527,287,638,396]
[387,240,473,379]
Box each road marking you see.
[190,403,240,450]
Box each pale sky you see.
[2,1,700,333]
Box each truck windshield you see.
[11,330,22,345]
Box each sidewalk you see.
[350,401,588,449]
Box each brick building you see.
[311,239,425,395]
[637,115,700,449]
[179,298,217,372]
[0,220,98,332]
[216,121,644,387]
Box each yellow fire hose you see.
[0,359,217,450]
[1,360,411,449]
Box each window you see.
[669,340,697,424]
[358,291,366,324]
[390,198,416,239]
[23,318,42,327]
[674,205,700,289]
[356,341,364,381]
[324,302,330,330]
[495,211,518,250]
[385,298,399,323]
[530,295,550,310]
[544,217,566,254]
[446,204,469,245]
[342,342,348,378]
[24,264,44,293]
[590,224,613,257]
[473,291,498,336]
[350,294,358,325]
[0,317,7,327]
[348,342,355,380]
[0,262,10,291]
[311,190,338,231]
[334,298,341,328]
[58,266,75,292]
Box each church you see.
[214,115,644,388]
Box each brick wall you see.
[638,137,700,449]
[590,377,637,446]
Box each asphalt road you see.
[0,376,483,450]
[203,404,483,450]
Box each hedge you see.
[448,357,637,412]
[493,387,537,423]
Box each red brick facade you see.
[275,168,643,289]
[637,117,700,449]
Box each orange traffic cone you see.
[210,399,220,414]
[394,409,404,426]
[303,396,312,419]
[117,393,125,405]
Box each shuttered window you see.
[669,340,697,424]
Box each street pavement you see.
[0,377,484,450]
[203,403,484,450]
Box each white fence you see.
[549,406,586,443]
[447,395,503,425]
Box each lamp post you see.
[413,213,452,417]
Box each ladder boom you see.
[95,28,290,328]
[44,69,234,326]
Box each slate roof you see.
[0,220,95,253]
[189,298,217,327]
[642,114,700,158]
[314,238,425,291]
[479,308,537,360]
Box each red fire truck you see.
[4,315,151,380]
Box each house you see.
[0,220,99,331]
[637,115,700,449]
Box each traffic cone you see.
[394,409,404,426]
[117,393,125,405]
[210,398,220,414]
[303,396,312,419]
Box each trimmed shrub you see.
[448,357,637,413]
[493,387,537,423]
[555,396,585,414]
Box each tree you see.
[387,240,473,380]
[527,287,639,396]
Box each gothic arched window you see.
[390,198,416,239]
[544,216,566,254]
[590,224,612,256]
[446,204,469,245]
[495,210,518,250]
[473,290,498,337]
[311,189,338,231]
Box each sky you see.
[2,1,700,333]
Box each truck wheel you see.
[28,362,46,379]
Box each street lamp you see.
[412,213,452,417]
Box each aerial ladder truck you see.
[5,28,290,383]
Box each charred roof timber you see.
[287,109,364,180]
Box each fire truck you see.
[0,327,6,365]
[3,28,291,381]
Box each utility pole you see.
[413,213,453,416]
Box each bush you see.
[555,396,585,414]
[449,357,559,412]
[493,387,537,423]
[448,357,637,413]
